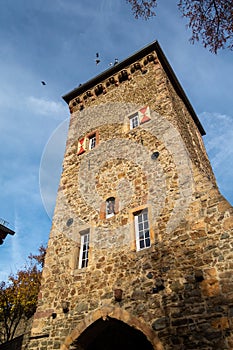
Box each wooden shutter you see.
[77,137,88,155]
[139,106,151,124]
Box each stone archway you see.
[60,306,163,350]
[71,317,154,349]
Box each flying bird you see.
[95,52,100,65]
[41,81,46,85]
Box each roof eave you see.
[62,40,205,136]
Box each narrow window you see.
[129,113,139,129]
[78,229,89,268]
[88,134,96,150]
[134,209,151,251]
[106,197,115,218]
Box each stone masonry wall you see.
[26,50,233,350]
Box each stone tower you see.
[27,41,233,349]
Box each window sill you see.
[71,267,88,276]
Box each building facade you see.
[27,41,233,349]
[0,219,14,245]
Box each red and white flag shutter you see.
[77,137,88,155]
[138,106,151,124]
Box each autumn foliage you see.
[0,246,46,343]
[126,0,233,53]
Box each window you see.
[100,197,119,220]
[88,134,96,150]
[134,209,151,251]
[78,229,89,268]
[106,197,115,218]
[77,131,99,156]
[129,113,139,130]
[128,107,151,131]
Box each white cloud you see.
[26,96,67,118]
[201,113,233,165]
[200,112,233,203]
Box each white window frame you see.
[129,113,139,130]
[78,229,89,269]
[88,134,96,150]
[134,209,151,251]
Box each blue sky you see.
[0,0,232,281]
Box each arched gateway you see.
[61,307,163,350]
[71,318,153,350]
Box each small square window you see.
[89,134,96,150]
[127,107,151,131]
[129,113,139,130]
[78,131,99,156]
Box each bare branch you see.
[126,0,233,52]
[178,0,233,53]
[126,0,158,19]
